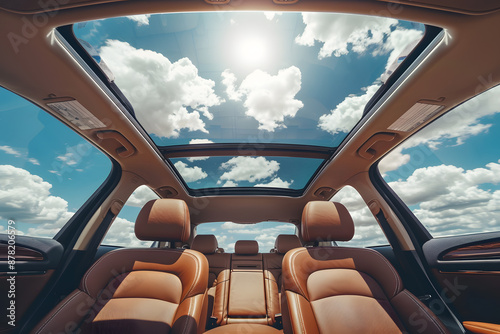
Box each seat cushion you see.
[204,324,283,334]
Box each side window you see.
[380,85,500,238]
[331,186,389,247]
[101,185,159,247]
[0,88,111,238]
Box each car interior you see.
[0,0,500,333]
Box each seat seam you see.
[294,292,306,334]
[402,290,447,334]
[34,290,86,334]
[289,249,308,299]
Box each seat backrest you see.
[32,199,209,334]
[281,201,450,334]
[191,234,231,287]
[263,234,302,325]
[191,234,231,328]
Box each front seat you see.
[32,199,209,334]
[281,201,450,334]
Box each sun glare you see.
[234,35,268,66]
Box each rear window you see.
[379,85,500,237]
[196,222,296,253]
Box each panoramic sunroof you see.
[73,12,425,147]
[70,12,428,191]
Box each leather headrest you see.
[191,234,218,254]
[234,240,259,255]
[135,199,190,242]
[301,201,354,242]
[275,234,302,254]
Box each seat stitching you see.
[289,249,308,299]
[402,290,447,334]
[35,290,85,334]
[294,292,306,334]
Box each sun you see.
[233,34,269,67]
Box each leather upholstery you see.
[191,234,231,327]
[234,240,259,255]
[192,234,218,254]
[301,201,354,242]
[275,234,302,254]
[32,199,208,334]
[463,321,500,334]
[204,324,283,333]
[282,201,450,334]
[135,199,190,242]
[263,234,302,324]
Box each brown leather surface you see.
[282,247,402,301]
[234,240,259,255]
[391,290,450,334]
[112,271,182,303]
[311,295,404,333]
[275,234,302,254]
[191,234,218,254]
[91,298,177,332]
[81,249,207,300]
[31,290,95,334]
[204,323,283,333]
[228,271,267,317]
[301,201,354,242]
[463,321,500,334]
[32,248,208,334]
[135,199,190,242]
[282,246,450,334]
[231,253,263,261]
[212,270,230,325]
[265,271,280,324]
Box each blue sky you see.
[1,12,498,250]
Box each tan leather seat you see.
[32,199,209,334]
[263,234,302,322]
[282,201,450,334]
[191,234,230,327]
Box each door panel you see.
[422,232,500,324]
[0,235,64,332]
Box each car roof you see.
[1,0,499,226]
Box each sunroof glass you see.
[73,12,425,148]
[169,156,324,190]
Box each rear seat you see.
[192,235,301,329]
[263,234,302,310]
[191,235,230,328]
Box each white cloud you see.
[380,28,423,79]
[330,186,388,247]
[388,161,500,237]
[100,40,223,138]
[126,14,151,26]
[318,84,380,135]
[0,146,22,157]
[102,217,152,247]
[264,12,282,20]
[125,185,159,208]
[187,139,213,162]
[296,13,397,59]
[57,152,78,166]
[378,147,411,175]
[28,158,40,165]
[255,177,293,188]
[222,180,238,187]
[0,165,73,238]
[220,156,279,183]
[174,161,208,182]
[222,67,303,131]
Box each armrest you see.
[464,321,500,334]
